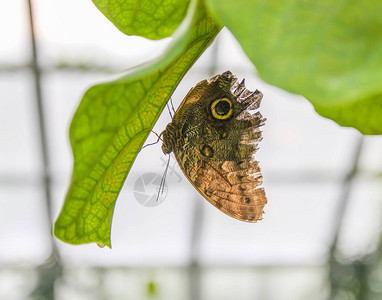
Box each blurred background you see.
[1,1,382,299]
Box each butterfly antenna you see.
[156,154,171,202]
[166,101,173,119]
[140,131,163,152]
[169,97,176,115]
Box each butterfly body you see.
[162,71,267,222]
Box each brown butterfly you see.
[161,71,267,222]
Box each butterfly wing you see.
[163,71,267,222]
[177,155,266,222]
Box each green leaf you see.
[54,0,220,247]
[314,94,382,135]
[92,0,191,39]
[206,0,382,134]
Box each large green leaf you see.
[206,0,382,134]
[54,0,220,247]
[92,0,191,39]
[314,94,382,134]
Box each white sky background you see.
[0,0,382,271]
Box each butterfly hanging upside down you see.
[161,71,267,222]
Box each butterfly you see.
[161,71,267,222]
